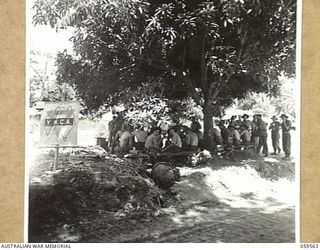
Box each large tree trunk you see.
[202,98,214,152]
[199,32,215,151]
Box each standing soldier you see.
[256,114,268,157]
[218,120,232,148]
[241,114,252,135]
[251,115,260,153]
[240,124,251,147]
[269,115,281,155]
[228,124,241,148]
[108,115,117,153]
[280,114,292,160]
[229,115,237,127]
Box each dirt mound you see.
[250,160,295,181]
[29,151,164,242]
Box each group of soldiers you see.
[107,114,203,155]
[107,112,293,160]
[214,113,293,159]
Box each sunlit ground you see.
[179,165,295,212]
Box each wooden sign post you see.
[36,145,86,171]
[37,101,81,171]
[53,144,59,171]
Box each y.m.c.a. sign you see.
[40,101,80,145]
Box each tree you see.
[29,50,78,107]
[32,0,296,148]
[235,77,296,119]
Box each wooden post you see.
[53,144,59,171]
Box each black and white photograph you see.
[26,0,300,244]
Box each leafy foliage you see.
[32,0,297,144]
[29,50,78,107]
[91,82,204,128]
[33,0,296,106]
[236,77,296,119]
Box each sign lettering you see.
[40,101,80,145]
[44,118,74,126]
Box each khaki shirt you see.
[145,134,160,149]
[240,130,251,142]
[232,130,241,141]
[171,132,182,147]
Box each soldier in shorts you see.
[269,115,281,155]
[256,114,268,157]
[280,114,292,159]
